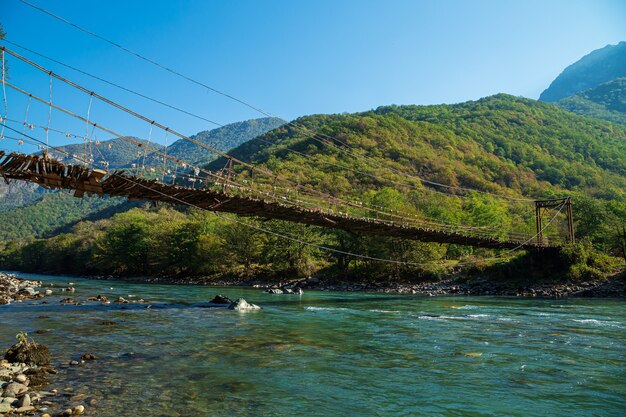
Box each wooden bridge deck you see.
[0,152,556,250]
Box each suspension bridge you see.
[0,44,575,259]
[0,151,570,251]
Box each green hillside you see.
[0,192,137,241]
[556,78,626,125]
[206,94,625,254]
[540,41,626,102]
[211,94,626,201]
[2,95,625,279]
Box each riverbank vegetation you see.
[1,206,623,286]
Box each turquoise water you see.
[1,272,625,416]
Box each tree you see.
[263,221,326,277]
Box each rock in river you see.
[209,295,233,305]
[228,299,261,310]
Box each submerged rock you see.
[265,288,283,294]
[228,299,261,310]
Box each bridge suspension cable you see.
[13,0,537,202]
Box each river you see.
[1,272,625,416]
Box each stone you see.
[15,375,27,384]
[80,354,97,361]
[74,404,85,414]
[62,409,73,416]
[265,288,283,294]
[0,370,10,382]
[18,287,37,296]
[44,289,53,296]
[16,405,35,413]
[228,298,261,310]
[4,343,51,366]
[116,297,129,304]
[209,295,233,304]
[69,361,79,366]
[2,382,28,397]
[17,393,30,407]
[293,287,304,295]
[0,402,11,413]
[42,414,51,417]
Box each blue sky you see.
[1,0,625,151]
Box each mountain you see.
[540,41,626,102]
[555,78,626,125]
[210,94,626,201]
[0,192,137,241]
[146,117,285,166]
[0,181,49,213]
[51,137,164,169]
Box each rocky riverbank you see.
[81,269,626,298]
[0,273,50,305]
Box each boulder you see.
[4,343,51,366]
[293,287,304,295]
[228,299,261,311]
[0,402,12,413]
[209,295,233,305]
[265,288,283,294]
[2,382,28,397]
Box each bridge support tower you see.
[535,197,574,246]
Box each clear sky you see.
[1,0,625,151]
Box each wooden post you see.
[535,202,543,246]
[566,197,575,244]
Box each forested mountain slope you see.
[212,94,626,201]
[555,78,626,125]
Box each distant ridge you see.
[540,41,626,102]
